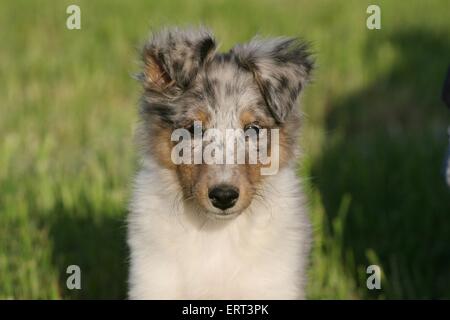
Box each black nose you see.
[208,185,239,210]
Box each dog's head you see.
[137,27,313,219]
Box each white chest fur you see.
[127,162,311,299]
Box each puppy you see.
[128,27,314,299]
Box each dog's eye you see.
[244,123,261,137]
[187,122,204,136]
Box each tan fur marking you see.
[144,55,173,90]
[148,124,176,169]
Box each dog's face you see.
[138,27,313,219]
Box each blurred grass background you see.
[0,0,449,299]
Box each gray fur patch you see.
[138,27,313,131]
[232,37,314,123]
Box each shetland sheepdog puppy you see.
[128,27,314,299]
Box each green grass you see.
[1,0,449,299]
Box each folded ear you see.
[139,27,216,94]
[232,37,314,123]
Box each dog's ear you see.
[232,37,313,123]
[139,27,216,94]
